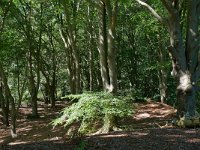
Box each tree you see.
[12,0,47,117]
[0,64,17,137]
[135,0,200,118]
[0,0,17,137]
[58,0,82,94]
[95,0,119,94]
[98,1,110,92]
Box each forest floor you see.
[1,100,200,150]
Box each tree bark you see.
[0,64,17,137]
[59,0,81,94]
[157,36,167,103]
[98,1,110,92]
[184,1,200,117]
[166,0,199,117]
[28,49,39,117]
[59,28,76,94]
[87,5,95,91]
[135,0,200,118]
[106,0,118,94]
[48,25,57,108]
[167,13,189,116]
[0,83,9,126]
[20,1,39,118]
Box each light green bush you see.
[52,92,134,134]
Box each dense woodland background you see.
[0,0,200,140]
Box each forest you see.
[0,0,200,149]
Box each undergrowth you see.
[52,92,134,135]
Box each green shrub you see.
[52,92,134,134]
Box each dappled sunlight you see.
[96,131,149,138]
[134,113,150,119]
[1,101,200,149]
[166,134,185,138]
[84,128,200,149]
[187,138,200,143]
[100,133,129,138]
[8,141,29,145]
[184,130,196,134]
[117,101,177,131]
[133,101,176,121]
[43,136,63,141]
[17,125,32,132]
[0,101,71,146]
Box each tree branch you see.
[103,0,112,20]
[0,0,13,34]
[111,0,119,29]
[135,0,165,24]
[160,0,177,16]
[86,0,101,10]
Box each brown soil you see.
[1,101,200,150]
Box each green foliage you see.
[75,141,87,150]
[52,92,134,134]
[61,94,82,102]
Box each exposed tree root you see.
[93,115,122,134]
[173,112,200,128]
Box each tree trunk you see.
[71,40,81,94]
[50,85,56,108]
[59,28,76,94]
[0,64,17,137]
[30,85,38,117]
[43,83,49,104]
[89,41,94,91]
[87,5,95,91]
[28,50,39,118]
[9,95,17,138]
[16,65,27,113]
[25,3,39,118]
[184,1,200,117]
[158,70,167,103]
[167,13,187,117]
[98,0,119,94]
[50,72,56,108]
[0,83,9,126]
[157,36,167,103]
[167,1,199,117]
[107,26,118,93]
[0,0,12,128]
[59,0,82,94]
[50,35,56,108]
[135,0,200,125]
[98,1,110,92]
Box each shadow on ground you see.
[2,128,200,150]
[84,128,200,150]
[1,101,200,150]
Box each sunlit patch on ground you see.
[1,101,200,150]
[0,101,70,146]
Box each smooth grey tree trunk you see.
[59,28,76,94]
[59,0,82,94]
[98,1,110,92]
[184,1,200,117]
[135,0,200,118]
[167,1,199,117]
[105,0,119,94]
